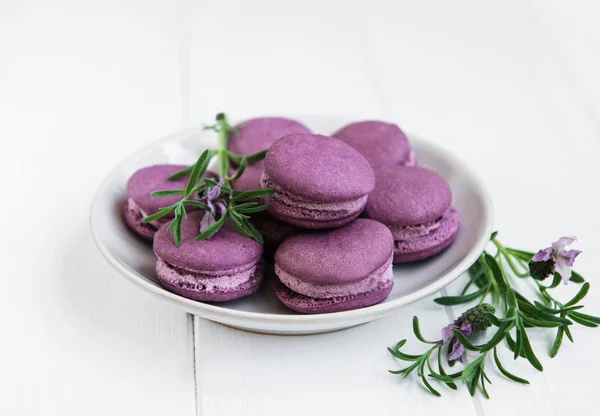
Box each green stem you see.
[479,283,492,305]
[217,121,231,187]
[534,280,562,307]
[492,239,529,278]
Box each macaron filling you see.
[275,254,393,299]
[126,197,171,230]
[406,150,418,167]
[261,172,368,222]
[389,216,442,241]
[393,206,460,262]
[156,257,263,292]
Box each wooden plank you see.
[360,0,600,413]
[188,1,477,415]
[194,298,478,416]
[187,0,382,121]
[0,1,196,415]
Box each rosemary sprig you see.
[389,232,597,397]
[142,113,274,246]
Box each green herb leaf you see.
[550,327,564,358]
[433,285,487,306]
[412,316,438,344]
[421,375,442,397]
[143,206,175,223]
[182,200,210,211]
[506,334,527,359]
[480,321,513,352]
[533,301,561,314]
[195,210,227,241]
[453,329,481,351]
[462,355,485,382]
[168,165,193,180]
[236,204,270,214]
[245,149,268,164]
[569,311,600,324]
[485,253,509,290]
[168,216,182,247]
[506,288,517,309]
[569,313,599,328]
[520,315,565,328]
[230,210,251,219]
[518,328,543,371]
[203,177,218,187]
[570,270,585,283]
[564,326,574,342]
[564,282,590,307]
[518,300,571,324]
[485,313,502,327]
[232,188,276,201]
[493,348,529,384]
[513,326,523,359]
[437,348,458,389]
[185,150,211,198]
[151,189,185,197]
[505,248,535,262]
[228,211,254,239]
[388,340,422,361]
[240,217,263,243]
[231,157,248,181]
[232,202,258,209]
[548,273,563,289]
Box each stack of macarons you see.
[153,211,264,301]
[228,117,312,252]
[123,117,460,314]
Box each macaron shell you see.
[231,162,265,192]
[266,205,364,229]
[366,166,452,226]
[264,133,375,202]
[275,219,394,285]
[273,277,393,314]
[153,211,263,273]
[250,211,301,255]
[332,120,411,167]
[394,206,460,263]
[228,117,311,156]
[155,261,264,302]
[127,164,192,216]
[123,198,156,241]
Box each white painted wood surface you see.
[1,1,599,415]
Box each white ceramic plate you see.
[90,116,493,335]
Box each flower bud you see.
[454,303,495,335]
[529,258,555,280]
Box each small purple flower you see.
[437,304,495,362]
[439,323,472,362]
[530,237,582,284]
[199,178,227,233]
[205,178,224,215]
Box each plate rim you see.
[90,121,494,326]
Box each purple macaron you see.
[332,120,417,168]
[229,117,311,157]
[365,166,460,263]
[124,164,201,241]
[273,219,394,314]
[261,133,376,229]
[251,210,301,257]
[153,211,264,302]
[230,117,311,191]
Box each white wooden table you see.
[1,1,599,414]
